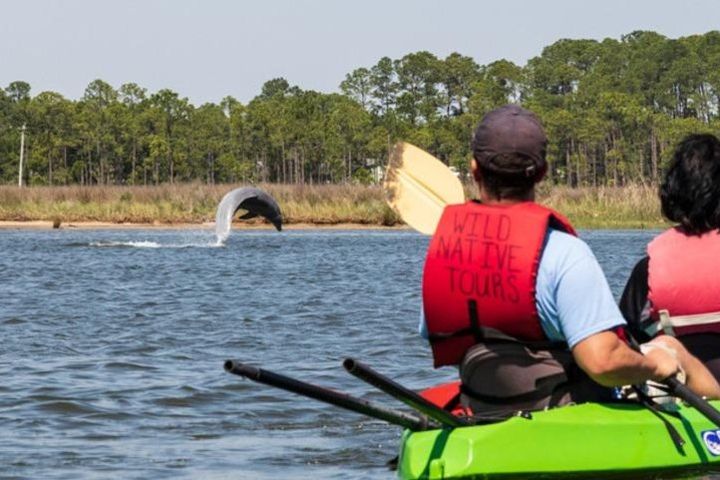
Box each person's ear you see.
[534,164,547,183]
[471,158,481,183]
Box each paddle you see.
[664,376,720,426]
[384,142,465,235]
[224,360,438,431]
[383,141,720,429]
[343,358,469,428]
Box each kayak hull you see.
[398,401,720,479]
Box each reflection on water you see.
[0,228,715,479]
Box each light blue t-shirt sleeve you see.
[536,230,627,348]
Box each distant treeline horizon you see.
[1,30,719,188]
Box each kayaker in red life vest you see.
[421,105,720,413]
[620,134,720,382]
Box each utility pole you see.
[18,124,26,187]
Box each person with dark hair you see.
[420,106,720,413]
[620,133,720,381]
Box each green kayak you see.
[398,401,720,479]
[223,360,720,479]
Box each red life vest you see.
[422,201,576,367]
[647,227,720,336]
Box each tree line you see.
[1,30,719,187]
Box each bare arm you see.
[571,331,676,387]
[652,336,720,399]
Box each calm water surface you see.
[0,228,711,479]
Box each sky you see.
[2,0,720,105]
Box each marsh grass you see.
[539,184,665,229]
[0,183,399,226]
[0,183,666,228]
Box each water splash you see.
[214,195,236,245]
[86,240,221,249]
[90,240,162,248]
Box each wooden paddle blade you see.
[384,142,465,235]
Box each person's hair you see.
[660,133,720,234]
[474,153,537,200]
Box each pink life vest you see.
[422,201,576,367]
[647,227,720,336]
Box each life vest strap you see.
[468,299,483,342]
[644,309,720,337]
[659,310,675,336]
[428,327,567,351]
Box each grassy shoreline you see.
[0,183,668,229]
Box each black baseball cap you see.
[472,104,547,179]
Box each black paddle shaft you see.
[224,360,437,431]
[343,358,469,428]
[664,376,720,428]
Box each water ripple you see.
[2,228,713,479]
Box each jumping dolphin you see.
[215,187,282,242]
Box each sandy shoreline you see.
[0,220,407,231]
